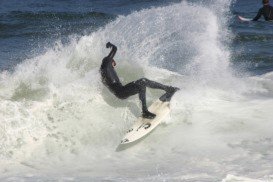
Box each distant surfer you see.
[100,42,179,119]
[253,0,273,21]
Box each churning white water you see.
[0,1,273,181]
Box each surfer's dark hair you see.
[263,0,269,4]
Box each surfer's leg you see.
[135,78,179,93]
[115,82,139,99]
[135,78,168,90]
[138,85,156,119]
[138,84,147,111]
[120,81,156,119]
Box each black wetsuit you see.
[100,42,172,118]
[253,5,273,21]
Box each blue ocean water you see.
[0,0,179,70]
[1,0,273,181]
[1,0,273,74]
[232,0,273,74]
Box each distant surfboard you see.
[118,91,177,149]
[238,15,251,22]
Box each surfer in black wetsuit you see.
[253,0,273,21]
[100,42,179,119]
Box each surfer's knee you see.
[135,78,148,85]
[117,95,127,99]
[114,92,127,99]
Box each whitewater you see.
[1,1,273,181]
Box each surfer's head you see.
[263,0,269,5]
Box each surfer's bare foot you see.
[142,110,156,119]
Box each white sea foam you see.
[0,1,273,181]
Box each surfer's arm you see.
[106,42,117,59]
[253,9,262,21]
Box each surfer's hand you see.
[106,42,112,48]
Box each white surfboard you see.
[120,99,170,145]
[238,15,251,22]
[118,89,179,147]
